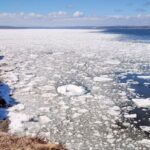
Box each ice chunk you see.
[39,107,50,112]
[137,76,150,80]
[57,84,88,96]
[39,115,50,123]
[132,98,150,108]
[8,112,29,133]
[93,76,113,82]
[124,114,137,119]
[138,139,150,147]
[9,104,25,112]
[72,113,81,118]
[105,60,120,65]
[108,106,121,116]
[140,126,150,132]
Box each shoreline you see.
[0,54,67,150]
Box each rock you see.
[0,97,6,107]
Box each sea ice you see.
[138,139,150,147]
[8,112,29,133]
[57,84,88,96]
[93,76,113,82]
[39,115,50,124]
[140,126,150,132]
[132,98,150,108]
[137,76,150,80]
[105,60,120,65]
[124,114,137,119]
[0,29,149,149]
[9,104,25,112]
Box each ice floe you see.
[138,139,150,147]
[57,84,88,96]
[140,126,150,132]
[39,115,50,124]
[9,104,25,112]
[8,112,29,133]
[105,60,120,65]
[124,114,137,119]
[93,75,113,82]
[137,76,150,80]
[132,98,150,108]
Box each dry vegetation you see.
[0,60,67,150]
[0,132,67,150]
[0,120,67,150]
[0,91,67,150]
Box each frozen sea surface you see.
[0,29,150,149]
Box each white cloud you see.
[73,11,84,17]
[0,12,150,27]
[48,11,67,17]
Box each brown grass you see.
[0,132,67,150]
[0,120,67,150]
[0,120,10,132]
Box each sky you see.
[0,0,150,26]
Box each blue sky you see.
[0,0,150,26]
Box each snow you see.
[132,98,150,108]
[57,84,88,96]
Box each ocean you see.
[101,26,150,42]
